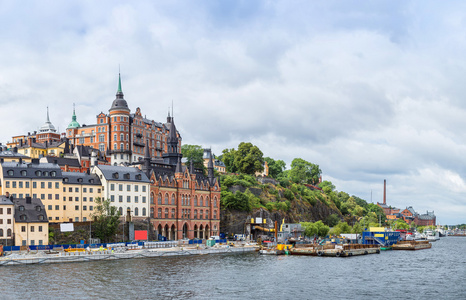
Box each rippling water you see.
[1,237,465,299]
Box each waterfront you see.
[1,237,465,299]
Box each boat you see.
[392,240,432,250]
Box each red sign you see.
[134,230,148,240]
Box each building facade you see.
[0,196,14,246]
[13,197,49,246]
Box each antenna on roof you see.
[172,100,174,118]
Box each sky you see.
[0,1,465,224]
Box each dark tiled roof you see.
[13,198,48,223]
[96,165,150,183]
[41,157,81,168]
[1,162,62,179]
[62,172,101,185]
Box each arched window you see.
[120,143,123,150]
[150,193,154,204]
[150,207,154,217]
[171,209,175,218]
[134,207,139,216]
[206,196,209,207]
[200,210,203,219]
[187,195,190,206]
[181,195,185,206]
[194,210,198,219]
[214,197,218,208]
[194,196,198,206]
[214,210,217,219]
[7,229,11,237]
[164,208,168,218]
[0,229,3,237]
[120,133,123,141]
[171,194,176,205]
[114,143,117,150]
[158,193,162,204]
[164,193,169,205]
[205,210,209,219]
[200,196,203,207]
[158,208,162,218]
[113,134,117,141]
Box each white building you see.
[0,195,14,246]
[92,165,150,220]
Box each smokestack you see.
[383,179,386,205]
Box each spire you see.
[46,106,50,122]
[142,140,151,177]
[207,148,214,182]
[118,72,122,93]
[68,103,80,129]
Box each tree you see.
[91,197,121,243]
[289,158,322,185]
[221,148,237,173]
[325,213,341,227]
[264,157,286,179]
[234,142,264,175]
[181,144,206,173]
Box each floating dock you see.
[392,240,432,250]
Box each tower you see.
[162,111,182,166]
[108,73,131,165]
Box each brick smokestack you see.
[383,179,386,205]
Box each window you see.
[30,240,35,246]
[26,182,30,188]
[75,187,79,193]
[164,194,168,205]
[205,210,209,219]
[21,226,26,232]
[22,240,26,246]
[110,195,115,202]
[48,194,52,200]
[214,211,217,219]
[110,184,115,191]
[19,181,23,188]
[127,196,131,203]
[75,205,79,211]
[75,197,79,202]
[0,208,2,214]
[41,194,45,200]
[90,188,93,193]
[127,185,131,192]
[83,197,87,202]
[164,208,168,218]
[7,219,11,224]
[39,226,42,232]
[83,206,87,211]
[90,206,93,211]
[69,187,72,192]
[48,205,52,210]
[134,207,139,216]
[48,182,52,189]
[142,186,146,192]
[55,205,59,210]
[69,197,72,201]
[135,196,138,203]
[200,210,203,220]
[158,194,162,205]
[142,207,146,216]
[7,229,11,237]
[0,229,3,237]
[33,182,37,188]
[30,226,35,232]
[99,134,105,142]
[55,194,59,200]
[119,195,123,202]
[119,184,123,191]
[135,185,138,192]
[41,182,45,189]
[19,205,25,211]
[63,205,66,210]
[171,208,175,218]
[83,188,87,193]
[194,210,197,219]
[90,197,93,202]
[142,196,146,203]
[171,194,175,205]
[12,181,16,188]
[39,240,43,245]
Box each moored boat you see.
[392,240,432,250]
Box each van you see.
[210,236,220,240]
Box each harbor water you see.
[1,237,465,299]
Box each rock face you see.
[220,185,341,236]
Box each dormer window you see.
[19,214,27,221]
[124,173,130,179]
[136,174,141,180]
[36,206,41,212]
[51,171,56,177]
[43,171,49,176]
[112,173,119,179]
[89,179,94,184]
[63,177,69,182]
[35,170,42,177]
[20,170,27,176]
[78,178,83,183]
[7,170,13,176]
[19,205,25,211]
[38,215,44,221]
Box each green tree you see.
[264,157,286,179]
[289,158,322,184]
[301,222,318,238]
[315,220,330,237]
[234,142,264,175]
[91,197,121,243]
[325,213,341,227]
[181,144,206,172]
[221,148,237,173]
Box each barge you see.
[392,240,432,250]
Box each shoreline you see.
[0,245,257,266]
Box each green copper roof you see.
[67,105,80,129]
[118,73,122,93]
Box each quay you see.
[0,243,257,266]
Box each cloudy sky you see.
[0,1,465,224]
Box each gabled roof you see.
[0,196,13,206]
[13,198,48,223]
[40,157,81,168]
[0,150,29,159]
[62,172,101,185]
[2,162,62,179]
[95,165,150,183]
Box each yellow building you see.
[13,197,48,246]
[61,172,102,222]
[0,160,101,223]
[17,140,66,159]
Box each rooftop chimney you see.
[383,179,386,205]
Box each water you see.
[1,237,465,299]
